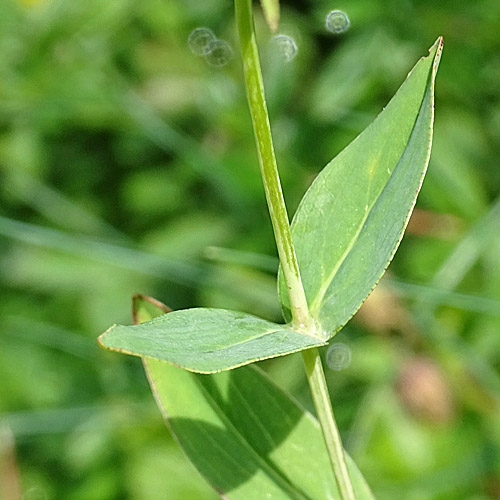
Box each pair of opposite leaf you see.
[99,38,443,374]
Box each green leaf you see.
[99,40,442,374]
[99,307,325,373]
[259,0,280,32]
[280,38,443,335]
[136,295,375,500]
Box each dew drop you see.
[273,34,298,62]
[326,343,351,371]
[188,27,216,56]
[205,39,234,67]
[326,10,350,34]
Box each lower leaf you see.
[136,295,376,500]
[99,307,325,373]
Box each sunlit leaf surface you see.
[99,307,325,373]
[280,39,443,336]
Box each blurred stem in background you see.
[234,0,356,498]
[0,426,22,500]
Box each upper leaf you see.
[280,38,443,335]
[99,307,324,373]
[135,295,376,500]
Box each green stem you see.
[234,1,357,499]
[302,348,357,500]
[234,0,312,333]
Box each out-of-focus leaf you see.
[279,38,443,336]
[260,0,280,32]
[132,293,172,324]
[135,295,375,500]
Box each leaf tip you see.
[436,35,444,61]
[97,324,117,350]
[268,18,280,33]
[260,0,280,32]
[429,36,444,65]
[132,293,172,325]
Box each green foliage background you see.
[0,0,499,499]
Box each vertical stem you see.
[302,349,357,500]
[234,1,358,499]
[234,0,313,332]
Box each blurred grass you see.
[1,0,500,499]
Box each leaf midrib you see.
[193,373,314,500]
[309,95,428,321]
[141,310,322,345]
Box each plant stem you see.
[302,348,357,500]
[234,0,312,333]
[234,1,357,499]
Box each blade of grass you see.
[4,171,126,240]
[0,216,204,286]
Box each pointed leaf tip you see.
[260,0,280,32]
[132,293,172,325]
